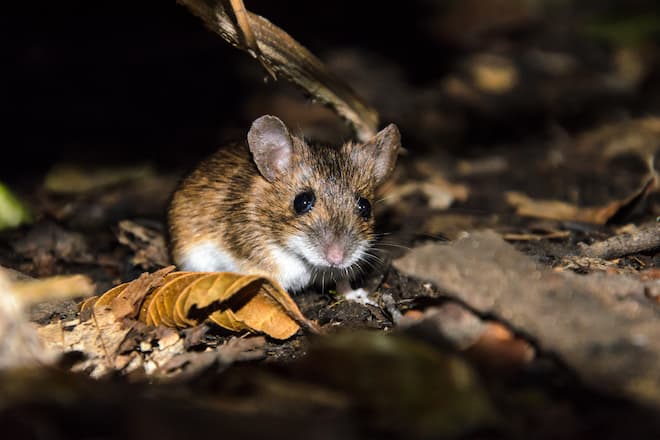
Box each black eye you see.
[293,191,315,215]
[356,196,371,218]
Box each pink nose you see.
[325,243,345,266]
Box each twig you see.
[228,0,258,55]
[177,0,379,142]
[578,223,660,259]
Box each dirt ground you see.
[2,1,660,439]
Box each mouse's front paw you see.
[342,287,377,306]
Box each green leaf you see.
[0,183,32,230]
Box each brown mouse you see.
[168,115,400,292]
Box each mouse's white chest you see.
[179,242,239,273]
[268,245,312,291]
[179,241,311,291]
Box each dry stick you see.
[227,0,260,63]
[177,0,379,142]
[578,223,660,259]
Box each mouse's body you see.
[168,115,400,292]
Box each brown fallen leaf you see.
[468,53,519,94]
[38,309,135,378]
[506,169,658,224]
[110,266,175,320]
[465,322,535,371]
[43,162,155,194]
[13,273,94,305]
[383,176,469,211]
[457,155,509,176]
[503,230,571,241]
[576,116,660,161]
[86,270,316,340]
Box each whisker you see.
[374,194,400,204]
[358,256,378,272]
[374,242,412,250]
[417,233,450,241]
[354,261,367,276]
[362,251,385,264]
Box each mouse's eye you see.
[293,191,316,215]
[356,196,371,219]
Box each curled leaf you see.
[506,168,658,224]
[87,271,315,340]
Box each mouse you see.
[168,115,400,295]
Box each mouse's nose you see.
[324,243,345,266]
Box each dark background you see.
[5,1,660,180]
[5,1,442,178]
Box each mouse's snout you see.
[323,242,346,266]
[317,230,367,269]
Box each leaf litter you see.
[4,1,660,438]
[36,266,318,379]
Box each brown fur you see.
[168,120,399,285]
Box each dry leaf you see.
[576,116,660,161]
[465,322,535,371]
[38,310,135,378]
[109,266,175,320]
[88,270,315,340]
[44,163,155,194]
[13,274,94,305]
[457,156,508,176]
[468,53,519,94]
[506,171,658,224]
[384,177,469,210]
[503,230,571,241]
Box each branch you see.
[177,0,379,142]
[578,223,660,259]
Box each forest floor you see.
[2,1,660,439]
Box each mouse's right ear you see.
[247,115,294,182]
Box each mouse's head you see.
[247,115,400,276]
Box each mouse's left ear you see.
[248,115,294,182]
[355,124,401,185]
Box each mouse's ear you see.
[248,115,294,182]
[353,124,401,185]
